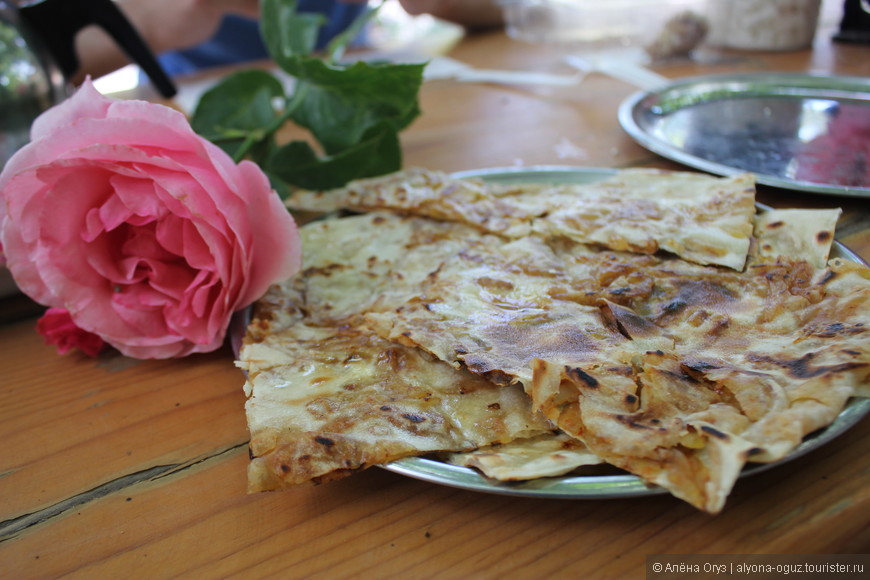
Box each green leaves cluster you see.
[190,0,425,197]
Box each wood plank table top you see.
[1,16,869,580]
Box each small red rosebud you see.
[36,308,106,357]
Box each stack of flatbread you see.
[236,167,870,513]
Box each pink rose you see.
[0,80,301,359]
[37,307,106,357]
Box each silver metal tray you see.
[618,73,870,198]
[380,166,870,499]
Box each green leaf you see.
[260,0,324,71]
[190,69,285,149]
[189,0,423,194]
[324,1,382,62]
[265,122,402,191]
[289,60,424,154]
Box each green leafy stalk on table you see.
[190,0,425,197]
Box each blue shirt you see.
[158,0,367,76]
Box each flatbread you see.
[239,212,553,491]
[363,219,868,512]
[241,322,550,491]
[240,167,869,513]
[288,167,757,270]
[530,169,757,270]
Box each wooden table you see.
[2,21,869,580]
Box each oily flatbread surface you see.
[241,167,869,513]
[366,226,868,512]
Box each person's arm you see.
[396,0,504,30]
[72,0,500,83]
[72,0,261,83]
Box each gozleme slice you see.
[529,353,760,513]
[533,256,870,512]
[287,167,756,269]
[531,169,757,270]
[239,322,552,492]
[530,278,870,514]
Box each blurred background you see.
[92,0,855,96]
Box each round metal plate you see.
[618,73,870,198]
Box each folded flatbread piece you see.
[287,167,757,270]
[241,322,551,491]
